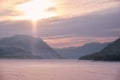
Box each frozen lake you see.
[0,60,120,80]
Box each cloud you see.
[43,36,117,48]
[114,0,120,2]
[0,2,120,48]
[0,6,120,36]
[0,20,33,38]
[0,0,120,22]
[54,0,120,17]
[35,6,120,38]
[0,0,29,21]
[45,7,57,12]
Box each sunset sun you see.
[16,0,57,21]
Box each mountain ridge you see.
[0,35,61,59]
[79,37,120,61]
[55,42,110,59]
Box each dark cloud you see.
[35,6,120,38]
[0,20,33,38]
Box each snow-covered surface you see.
[0,60,120,80]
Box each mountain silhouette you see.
[0,35,61,59]
[79,37,120,61]
[55,42,110,59]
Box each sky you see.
[0,0,120,48]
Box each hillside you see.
[0,35,61,59]
[55,42,110,59]
[79,37,120,61]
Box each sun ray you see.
[32,20,37,37]
[15,0,57,37]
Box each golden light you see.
[15,0,57,36]
[16,0,57,21]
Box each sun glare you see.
[16,0,57,21]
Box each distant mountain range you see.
[0,35,118,60]
[79,37,120,61]
[55,42,110,59]
[0,35,61,59]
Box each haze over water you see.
[0,60,120,80]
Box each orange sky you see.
[0,0,119,21]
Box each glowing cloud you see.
[16,0,57,21]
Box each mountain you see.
[0,35,61,59]
[0,47,32,59]
[79,37,120,61]
[55,42,110,59]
